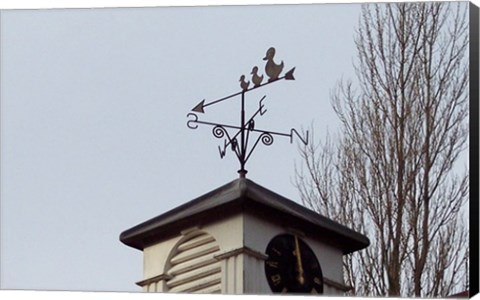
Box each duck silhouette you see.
[263,47,284,82]
[239,75,250,91]
[250,66,264,87]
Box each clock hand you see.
[294,235,305,285]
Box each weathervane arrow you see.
[191,67,295,113]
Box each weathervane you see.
[187,47,308,178]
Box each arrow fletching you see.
[285,67,295,80]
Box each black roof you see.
[119,178,370,254]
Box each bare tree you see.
[295,2,469,297]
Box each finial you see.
[186,47,307,177]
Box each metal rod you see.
[189,117,298,139]
[201,71,293,110]
[239,91,247,178]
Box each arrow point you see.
[285,67,296,80]
[192,99,205,113]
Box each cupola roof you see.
[120,178,370,254]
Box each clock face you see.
[264,233,323,294]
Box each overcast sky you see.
[0,0,473,295]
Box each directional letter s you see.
[187,113,199,129]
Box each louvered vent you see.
[166,231,222,293]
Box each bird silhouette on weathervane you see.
[239,75,250,91]
[251,66,264,87]
[263,47,284,82]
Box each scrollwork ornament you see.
[212,125,227,139]
[260,132,274,146]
